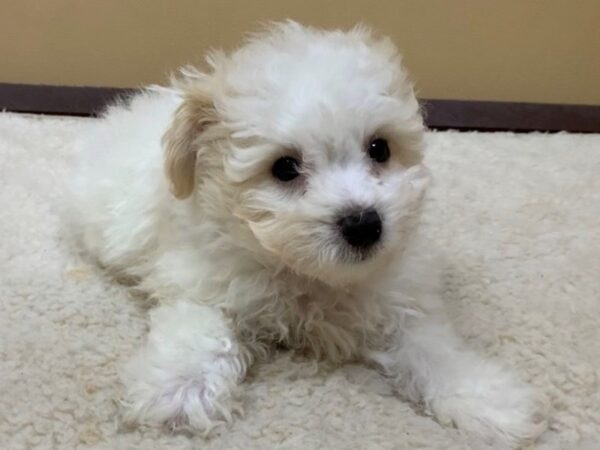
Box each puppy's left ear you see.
[163,86,218,199]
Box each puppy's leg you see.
[121,301,250,435]
[368,317,546,448]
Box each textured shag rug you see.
[1,112,599,450]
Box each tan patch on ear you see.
[163,89,217,199]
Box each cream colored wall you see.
[2,0,599,104]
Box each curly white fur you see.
[68,22,547,448]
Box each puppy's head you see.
[164,22,429,285]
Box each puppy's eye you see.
[368,138,390,163]
[272,157,300,182]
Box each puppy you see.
[69,22,546,447]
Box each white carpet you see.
[1,112,599,449]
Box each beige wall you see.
[3,0,599,104]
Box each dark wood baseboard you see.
[1,82,599,133]
[421,99,600,133]
[0,83,135,117]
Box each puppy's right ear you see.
[163,87,218,199]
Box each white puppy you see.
[69,22,546,447]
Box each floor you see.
[1,112,599,449]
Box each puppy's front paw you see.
[120,302,249,435]
[429,369,547,449]
[121,352,243,435]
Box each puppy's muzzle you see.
[337,208,382,249]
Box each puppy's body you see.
[70,23,545,448]
[73,89,425,363]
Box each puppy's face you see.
[164,23,429,285]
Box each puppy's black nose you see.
[338,208,382,249]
